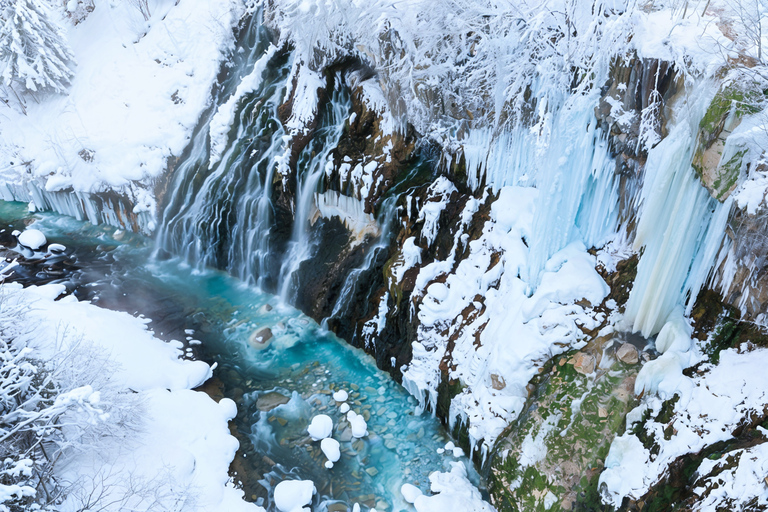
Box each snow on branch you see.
[0,0,75,94]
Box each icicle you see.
[624,81,731,337]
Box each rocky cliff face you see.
[253,37,768,509]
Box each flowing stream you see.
[0,202,483,512]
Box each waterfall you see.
[154,12,291,287]
[462,89,620,289]
[155,13,361,306]
[323,194,398,326]
[277,80,351,302]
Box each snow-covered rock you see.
[307,414,333,441]
[320,438,340,464]
[412,462,494,512]
[346,410,368,438]
[401,483,423,504]
[273,480,316,512]
[17,229,46,250]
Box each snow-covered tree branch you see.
[0,0,75,94]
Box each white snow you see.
[600,345,768,507]
[17,228,46,249]
[273,479,316,512]
[307,414,333,441]
[339,402,350,414]
[411,462,494,512]
[320,438,341,464]
[691,442,768,511]
[1,282,262,512]
[400,483,423,503]
[346,410,368,438]
[332,389,348,402]
[0,0,244,226]
[403,185,609,456]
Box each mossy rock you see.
[488,341,640,511]
[693,82,766,201]
[691,289,768,365]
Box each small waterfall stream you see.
[277,81,352,302]
[155,12,291,289]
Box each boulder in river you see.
[616,343,639,365]
[256,391,290,412]
[248,327,273,349]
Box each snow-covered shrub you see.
[63,0,94,25]
[0,288,140,511]
[266,0,641,134]
[126,0,150,21]
[0,0,75,93]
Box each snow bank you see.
[2,283,262,512]
[600,344,768,507]
[0,0,243,223]
[411,462,494,512]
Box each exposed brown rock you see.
[570,352,596,375]
[616,343,640,364]
[256,391,290,412]
[248,327,273,349]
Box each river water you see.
[0,201,483,512]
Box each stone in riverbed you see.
[616,343,639,364]
[249,327,273,349]
[256,391,290,412]
[570,352,596,375]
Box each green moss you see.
[656,395,680,424]
[712,149,747,200]
[488,345,639,511]
[699,84,764,147]
[692,289,768,364]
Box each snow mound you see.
[17,229,46,250]
[307,414,333,441]
[274,480,315,512]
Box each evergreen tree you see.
[0,0,74,94]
